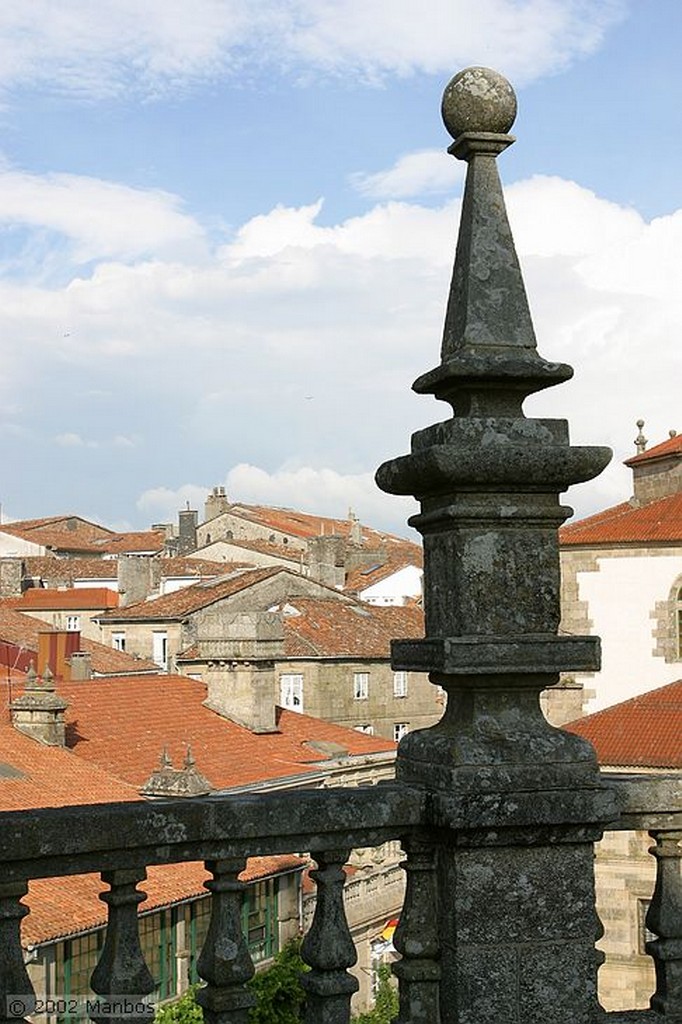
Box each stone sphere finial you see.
[441,66,517,140]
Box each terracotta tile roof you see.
[281,599,424,659]
[23,558,119,584]
[1,516,113,539]
[160,557,237,577]
[564,679,682,768]
[201,537,301,563]
[0,517,114,553]
[25,854,306,945]
[560,492,682,546]
[227,504,420,557]
[90,531,167,554]
[0,607,158,675]
[56,674,395,790]
[99,566,283,621]
[625,433,682,467]
[7,588,119,611]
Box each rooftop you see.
[565,678,682,769]
[280,598,424,659]
[625,432,682,467]
[6,588,119,611]
[559,491,682,546]
[55,673,396,790]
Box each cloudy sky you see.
[0,1,680,536]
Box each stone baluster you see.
[196,858,255,1024]
[0,880,34,1024]
[301,848,358,1024]
[646,830,682,1018]
[392,838,440,1023]
[90,869,156,1024]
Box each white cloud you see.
[0,169,206,264]
[0,1,624,99]
[351,149,464,200]
[2,168,681,532]
[136,465,418,537]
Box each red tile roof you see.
[625,433,682,467]
[7,588,119,611]
[0,517,114,553]
[564,679,682,768]
[90,531,167,554]
[99,566,283,621]
[23,558,119,584]
[560,492,682,546]
[280,599,424,659]
[0,607,158,675]
[0,721,304,945]
[56,674,395,790]
[25,855,306,946]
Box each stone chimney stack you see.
[0,558,24,598]
[307,535,346,588]
[201,611,283,733]
[140,747,213,798]
[177,506,198,555]
[11,664,68,746]
[117,554,154,607]
[204,485,230,522]
[69,651,92,681]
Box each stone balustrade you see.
[0,776,679,1022]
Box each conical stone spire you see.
[376,66,612,793]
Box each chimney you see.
[11,664,68,746]
[69,651,92,681]
[37,631,79,682]
[306,535,346,588]
[0,558,24,598]
[202,612,282,733]
[117,554,154,607]
[140,747,213,798]
[177,507,198,555]
[204,486,230,522]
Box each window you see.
[152,631,169,670]
[354,724,374,735]
[394,722,409,742]
[677,586,682,658]
[353,672,369,700]
[65,615,80,632]
[111,631,126,651]
[280,673,303,712]
[242,878,278,963]
[393,671,408,697]
[54,929,104,1011]
[139,908,177,1000]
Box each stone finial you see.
[140,745,213,798]
[376,66,612,793]
[635,419,648,453]
[669,429,677,439]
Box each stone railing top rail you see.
[601,772,682,831]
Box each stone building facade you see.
[560,429,682,711]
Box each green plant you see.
[155,985,203,1024]
[247,939,309,1024]
[351,965,398,1024]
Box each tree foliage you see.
[155,986,203,1024]
[351,965,398,1024]
[247,939,309,1024]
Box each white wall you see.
[578,552,682,711]
[360,565,422,606]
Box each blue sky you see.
[0,1,680,536]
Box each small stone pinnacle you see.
[441,66,517,140]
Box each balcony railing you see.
[0,775,679,1023]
